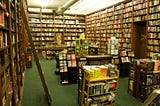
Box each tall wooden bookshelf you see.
[85,0,159,60]
[128,59,160,102]
[0,0,27,106]
[28,10,86,53]
[147,0,160,58]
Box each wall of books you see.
[85,0,160,60]
[0,0,27,106]
[28,9,86,52]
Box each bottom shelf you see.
[17,72,25,106]
[83,92,115,106]
[3,93,13,106]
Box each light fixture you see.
[65,0,125,14]
[37,0,50,8]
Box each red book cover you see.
[71,54,76,60]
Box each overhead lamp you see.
[65,0,125,14]
[37,0,50,8]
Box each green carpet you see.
[21,55,142,106]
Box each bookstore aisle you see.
[21,55,142,106]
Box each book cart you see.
[77,55,119,106]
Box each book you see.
[0,9,4,26]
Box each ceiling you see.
[27,0,125,15]
[27,0,72,10]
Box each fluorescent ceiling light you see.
[36,0,50,8]
[65,0,125,15]
[28,8,41,12]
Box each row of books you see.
[86,80,118,95]
[133,2,147,10]
[149,0,160,7]
[148,39,159,45]
[138,59,160,71]
[29,24,41,27]
[2,82,13,106]
[123,18,132,23]
[28,13,40,18]
[114,10,122,15]
[29,18,41,23]
[133,9,147,16]
[41,15,53,18]
[64,36,76,40]
[31,28,41,32]
[41,33,54,36]
[59,60,68,72]
[41,28,54,32]
[149,20,160,26]
[0,31,8,48]
[85,93,115,106]
[123,12,132,18]
[86,10,159,25]
[134,15,147,21]
[148,33,160,39]
[67,54,76,60]
[148,13,160,20]
[133,0,148,5]
[148,46,160,52]
[32,28,85,32]
[84,64,118,80]
[146,74,160,86]
[41,19,53,23]
[68,60,76,67]
[149,6,160,13]
[148,26,160,32]
[42,24,54,27]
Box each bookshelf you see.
[128,59,160,102]
[28,11,42,52]
[67,51,78,84]
[128,60,137,97]
[59,50,78,84]
[0,0,27,106]
[122,1,132,55]
[77,56,87,105]
[41,12,55,51]
[59,51,68,84]
[63,14,85,48]
[81,65,119,106]
[28,11,86,53]
[132,0,148,22]
[137,59,160,102]
[85,0,160,77]
[147,0,160,58]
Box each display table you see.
[45,45,67,59]
[45,45,67,51]
[86,55,113,65]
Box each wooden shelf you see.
[0,0,28,105]
[81,65,119,106]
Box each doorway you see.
[132,21,147,59]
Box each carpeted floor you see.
[21,55,142,106]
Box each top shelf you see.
[85,76,119,82]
